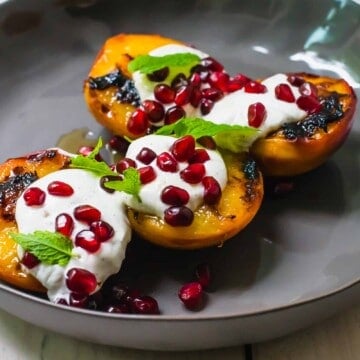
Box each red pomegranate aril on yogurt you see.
[164,206,194,226]
[116,158,137,174]
[90,220,114,242]
[178,282,203,310]
[202,87,223,101]
[201,57,224,72]
[131,296,160,315]
[75,229,101,253]
[171,73,188,90]
[208,71,230,92]
[202,176,222,205]
[23,187,46,206]
[21,251,40,269]
[74,204,101,224]
[190,87,202,107]
[244,81,267,94]
[161,185,190,206]
[127,109,149,135]
[180,163,206,184]
[154,84,175,104]
[55,213,74,237]
[189,72,201,87]
[233,73,251,87]
[200,98,214,115]
[248,102,267,128]
[275,83,296,103]
[141,100,165,123]
[296,95,322,114]
[138,166,156,184]
[170,135,196,162]
[189,149,210,164]
[66,268,97,295]
[195,263,212,289]
[299,82,318,97]
[174,85,192,106]
[164,106,185,125]
[47,181,74,196]
[190,64,209,81]
[136,147,157,165]
[156,152,178,172]
[287,74,305,87]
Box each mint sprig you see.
[128,53,200,75]
[10,231,74,266]
[104,168,142,202]
[156,117,259,153]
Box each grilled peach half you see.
[0,150,70,292]
[250,73,357,177]
[126,151,263,250]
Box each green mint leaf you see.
[10,231,74,266]
[104,167,141,201]
[156,117,259,152]
[128,53,200,75]
[70,137,117,177]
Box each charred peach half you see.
[126,152,263,250]
[84,33,182,138]
[0,150,70,292]
[250,73,357,177]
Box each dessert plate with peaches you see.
[0,0,359,351]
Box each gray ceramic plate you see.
[0,0,359,351]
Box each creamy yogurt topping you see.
[16,168,131,303]
[123,134,227,218]
[132,44,307,142]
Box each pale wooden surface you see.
[0,304,359,359]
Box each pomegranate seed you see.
[69,293,89,308]
[178,282,203,310]
[195,263,212,289]
[202,87,223,101]
[244,81,267,93]
[136,147,157,164]
[170,135,196,162]
[141,100,165,123]
[131,296,160,315]
[147,67,169,82]
[90,220,114,242]
[109,283,129,302]
[47,181,74,197]
[123,289,142,304]
[201,57,224,72]
[226,79,244,92]
[208,71,230,92]
[180,163,206,184]
[23,187,46,206]
[296,95,322,114]
[188,72,201,87]
[161,185,190,206]
[66,268,97,295]
[138,166,156,184]
[299,82,318,97]
[202,176,222,204]
[105,303,131,314]
[55,213,74,237]
[127,109,149,135]
[190,64,209,81]
[156,152,178,172]
[74,204,101,224]
[189,149,210,164]
[164,106,185,125]
[75,229,101,253]
[171,73,188,90]
[200,98,214,115]
[164,206,194,226]
[116,158,137,174]
[108,136,129,153]
[174,85,192,106]
[287,74,305,87]
[190,87,202,107]
[197,136,217,150]
[154,84,175,103]
[232,73,251,87]
[21,251,40,269]
[275,83,295,103]
[248,102,267,128]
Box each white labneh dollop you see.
[16,169,131,303]
[123,134,227,218]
